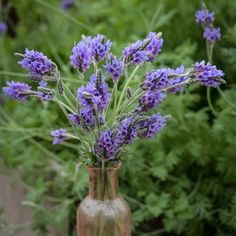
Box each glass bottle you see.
[77,164,131,236]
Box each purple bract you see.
[194,61,224,87]
[70,39,93,73]
[68,114,81,126]
[77,73,111,112]
[137,113,166,139]
[203,27,221,44]
[195,9,215,25]
[18,49,54,80]
[51,128,67,145]
[105,54,124,83]
[91,34,112,62]
[139,91,166,111]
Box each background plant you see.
[0,0,236,236]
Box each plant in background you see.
[3,32,225,168]
[0,21,7,35]
[196,3,236,115]
[61,0,74,10]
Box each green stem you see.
[62,81,78,105]
[115,66,139,114]
[207,87,218,116]
[113,83,118,112]
[206,41,218,116]
[217,87,236,109]
[54,97,89,150]
[34,0,93,32]
[54,97,76,113]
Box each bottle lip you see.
[87,161,121,171]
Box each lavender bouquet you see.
[3,32,225,168]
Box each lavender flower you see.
[139,91,166,111]
[79,107,95,129]
[61,0,74,10]
[146,32,164,61]
[77,73,111,111]
[37,92,53,101]
[123,32,163,65]
[193,61,225,87]
[51,128,67,144]
[18,49,54,81]
[195,9,215,25]
[203,27,221,44]
[3,81,32,101]
[0,22,7,34]
[68,114,80,126]
[142,68,170,91]
[137,113,166,139]
[91,34,112,62]
[123,40,149,65]
[105,54,124,83]
[168,65,189,93]
[114,118,134,147]
[95,130,115,159]
[70,40,93,73]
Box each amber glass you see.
[77,164,131,236]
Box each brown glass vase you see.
[77,163,131,236]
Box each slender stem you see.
[62,81,78,104]
[206,41,218,116]
[105,82,117,121]
[54,97,89,150]
[113,83,118,112]
[63,92,76,112]
[53,97,76,113]
[217,87,236,109]
[34,0,93,32]
[116,66,139,114]
[207,87,218,116]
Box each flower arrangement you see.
[3,31,225,167]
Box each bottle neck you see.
[88,166,120,200]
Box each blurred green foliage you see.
[0,0,236,235]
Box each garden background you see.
[0,0,236,235]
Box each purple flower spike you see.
[168,65,189,93]
[139,91,166,111]
[138,113,166,139]
[114,118,133,148]
[3,81,32,101]
[0,22,7,34]
[143,68,170,91]
[123,32,163,65]
[105,54,124,83]
[146,32,164,61]
[18,49,54,81]
[79,107,94,128]
[37,92,53,101]
[51,128,67,145]
[61,0,74,10]
[203,27,221,44]
[123,40,148,65]
[77,73,111,112]
[70,40,93,73]
[194,61,224,87]
[95,130,115,160]
[68,114,80,126]
[195,9,215,25]
[91,34,112,62]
